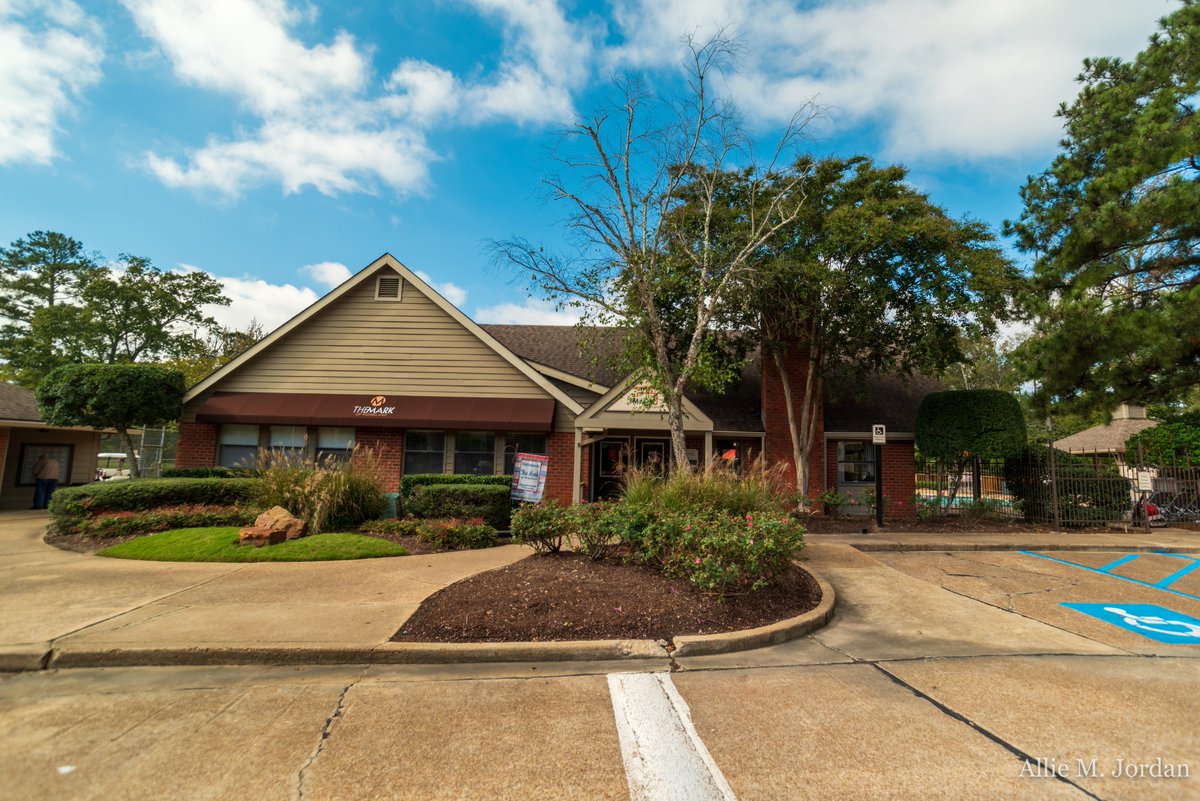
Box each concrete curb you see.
[671,570,836,658]
[33,566,836,670]
[849,542,1200,554]
[0,644,52,671]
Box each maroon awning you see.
[196,392,556,432]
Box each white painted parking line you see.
[607,672,738,801]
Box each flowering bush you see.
[510,500,570,553]
[416,517,497,550]
[568,501,642,561]
[912,494,941,521]
[631,510,804,595]
[359,517,423,537]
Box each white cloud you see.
[127,0,595,198]
[179,263,318,332]
[610,0,1173,162]
[300,261,351,288]
[415,270,468,307]
[0,0,103,165]
[474,296,583,325]
[126,0,437,197]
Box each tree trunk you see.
[773,349,806,499]
[666,394,690,472]
[120,428,142,479]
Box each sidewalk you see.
[809,526,1200,552]
[2,512,1195,671]
[0,512,528,671]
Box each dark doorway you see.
[592,438,628,500]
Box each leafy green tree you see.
[162,319,266,387]
[37,364,185,478]
[917,389,1028,506]
[0,231,231,387]
[74,255,229,364]
[751,156,1017,498]
[1125,411,1200,464]
[1006,2,1200,412]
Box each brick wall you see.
[544,431,576,505]
[761,342,826,498]
[354,428,405,492]
[176,422,217,468]
[826,438,916,517]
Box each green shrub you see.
[567,502,624,561]
[1125,411,1200,464]
[160,466,257,478]
[416,517,498,550]
[634,510,805,595]
[405,484,511,528]
[1005,448,1130,526]
[399,473,510,503]
[359,518,422,537]
[75,505,256,538]
[817,489,849,518]
[49,478,261,534]
[511,500,571,553]
[916,390,1027,460]
[912,494,940,521]
[254,447,387,534]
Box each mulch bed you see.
[393,550,822,644]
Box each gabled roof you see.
[185,255,583,414]
[0,382,41,422]
[1054,418,1158,454]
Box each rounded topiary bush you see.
[916,389,1027,460]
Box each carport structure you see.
[0,382,103,510]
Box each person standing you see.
[32,453,61,510]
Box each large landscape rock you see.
[238,506,307,547]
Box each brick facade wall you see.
[354,428,405,492]
[544,431,576,506]
[175,422,217,468]
[826,438,916,517]
[761,342,826,499]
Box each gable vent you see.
[375,275,402,300]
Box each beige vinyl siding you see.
[219,269,550,398]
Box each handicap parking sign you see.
[1062,603,1200,644]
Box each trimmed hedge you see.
[417,517,498,550]
[75,505,256,539]
[916,389,1027,460]
[399,473,510,503]
[405,483,511,528]
[50,478,261,534]
[160,465,259,479]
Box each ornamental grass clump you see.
[254,445,387,534]
[621,461,791,517]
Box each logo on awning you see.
[354,396,395,416]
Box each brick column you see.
[176,422,217,468]
[543,431,575,506]
[354,428,404,493]
[882,441,917,517]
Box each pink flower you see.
[749,539,755,545]
[745,514,753,521]
[694,557,701,564]
[685,524,691,531]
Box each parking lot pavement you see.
[3,529,1196,800]
[872,550,1200,655]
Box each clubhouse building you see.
[177,254,940,508]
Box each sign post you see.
[871,424,886,528]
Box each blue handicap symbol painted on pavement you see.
[1062,603,1200,644]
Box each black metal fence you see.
[914,447,1200,529]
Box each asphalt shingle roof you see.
[1054,418,1158,454]
[0,382,42,422]
[484,324,944,434]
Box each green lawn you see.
[97,527,409,562]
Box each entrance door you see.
[636,439,670,473]
[592,438,628,500]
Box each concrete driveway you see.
[1,514,1197,800]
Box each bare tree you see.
[494,34,818,469]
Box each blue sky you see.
[0,0,1177,333]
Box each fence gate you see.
[139,428,166,478]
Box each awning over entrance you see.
[195,392,556,432]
